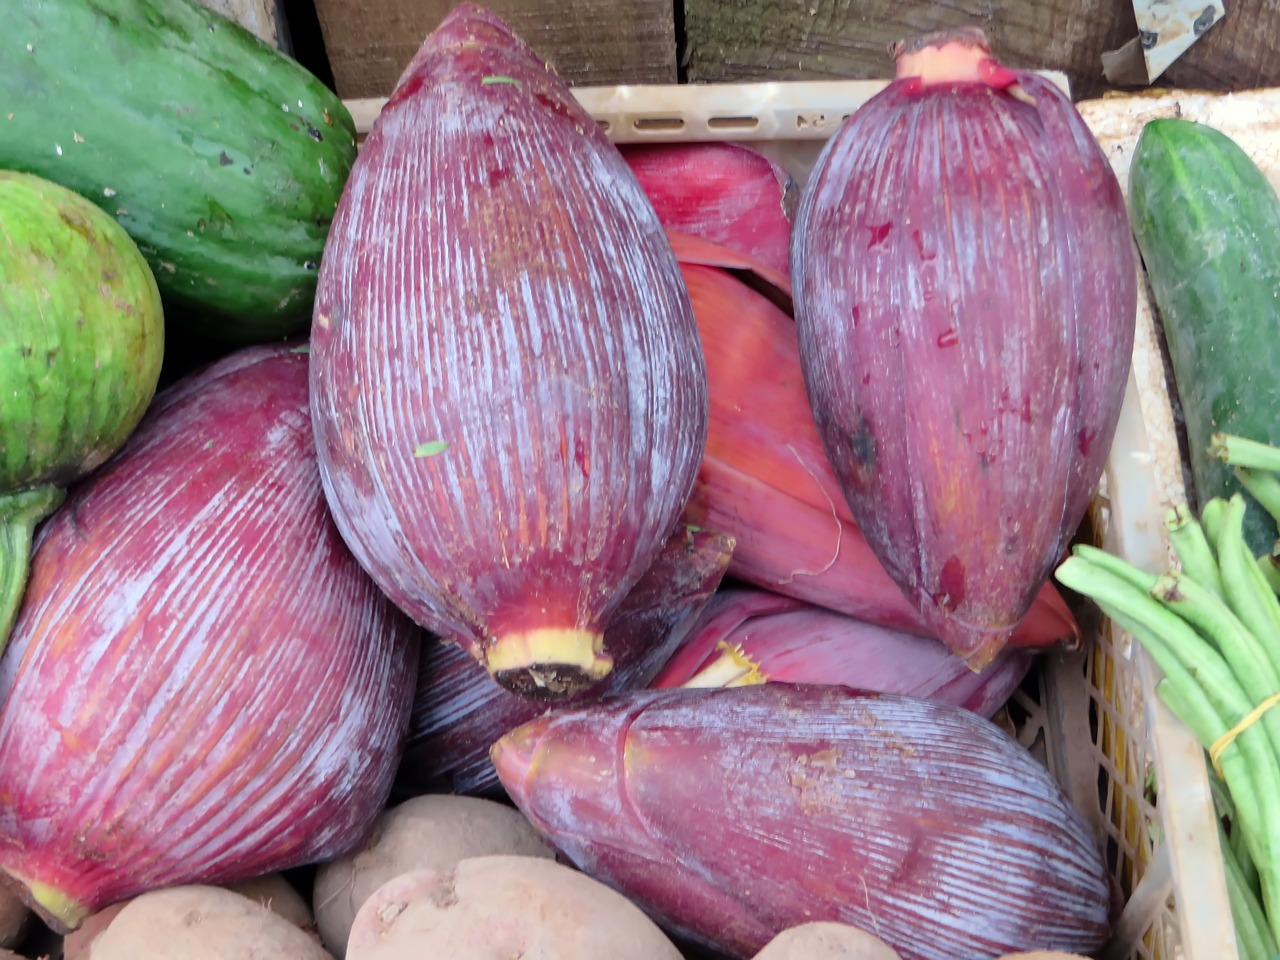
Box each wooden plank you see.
[682,0,1135,99]
[312,0,677,101]
[1157,6,1280,93]
[197,0,291,50]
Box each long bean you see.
[1209,762,1262,896]
[1157,669,1280,941]
[1149,573,1280,817]
[1219,495,1280,666]
[1058,554,1280,934]
[1257,551,1280,597]
[1242,543,1280,642]
[1166,503,1225,597]
[1203,496,1228,547]
[1211,432,1280,474]
[1221,818,1280,960]
[1150,573,1280,703]
[1071,543,1160,591]
[1236,466,1280,530]
[1058,556,1270,796]
[1159,679,1266,899]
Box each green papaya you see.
[2,0,357,341]
[0,170,165,649]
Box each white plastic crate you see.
[344,79,1280,960]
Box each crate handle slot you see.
[632,117,685,132]
[707,115,760,130]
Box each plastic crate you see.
[342,80,1280,960]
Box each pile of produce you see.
[1057,113,1280,960]
[8,0,1270,956]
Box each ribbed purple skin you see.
[397,527,733,797]
[0,344,420,929]
[493,683,1113,960]
[791,73,1135,666]
[650,586,1033,718]
[308,5,708,665]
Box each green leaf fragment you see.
[414,440,449,458]
[481,76,521,87]
[289,344,310,354]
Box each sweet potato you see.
[86,885,333,959]
[753,922,903,958]
[345,855,683,959]
[313,795,554,957]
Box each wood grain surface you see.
[198,0,290,49]
[313,0,677,99]
[1157,3,1280,93]
[683,0,1276,99]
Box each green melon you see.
[0,170,165,648]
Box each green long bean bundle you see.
[1055,432,1280,950]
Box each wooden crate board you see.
[1156,5,1280,94]
[198,0,290,48]
[313,0,677,100]
[682,0,1280,101]
[682,0,1133,98]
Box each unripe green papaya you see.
[0,170,165,648]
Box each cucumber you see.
[1,0,357,342]
[1129,118,1280,555]
[0,170,165,651]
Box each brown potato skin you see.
[346,855,684,960]
[63,902,127,960]
[313,795,554,958]
[225,873,314,931]
[86,885,333,960]
[752,922,903,959]
[65,873,314,959]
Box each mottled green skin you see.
[2,0,357,341]
[0,171,164,491]
[1130,119,1280,555]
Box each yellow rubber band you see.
[1211,690,1280,779]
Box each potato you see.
[0,884,28,949]
[313,795,554,957]
[346,855,683,959]
[225,873,313,930]
[86,885,334,959]
[63,902,127,960]
[66,873,314,960]
[752,922,903,959]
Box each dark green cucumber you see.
[0,170,165,650]
[1129,118,1280,555]
[2,0,357,341]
